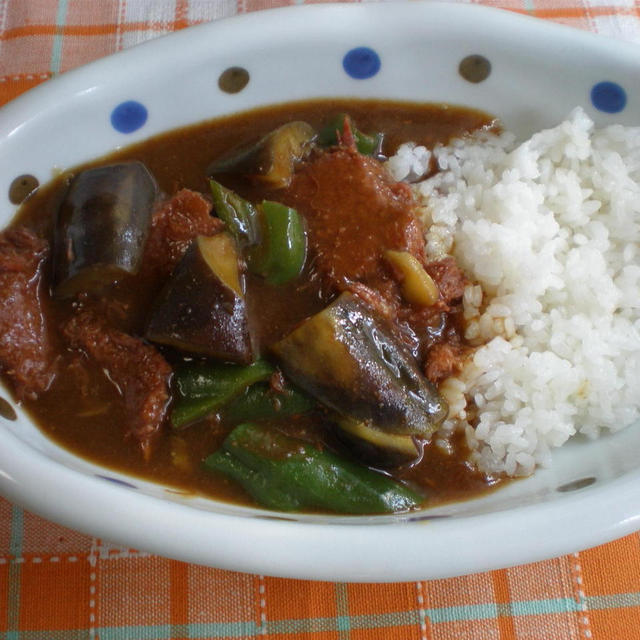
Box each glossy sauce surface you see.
[11,99,504,509]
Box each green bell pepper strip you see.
[205,448,303,510]
[171,360,274,429]
[204,422,423,513]
[317,114,383,156]
[209,179,260,247]
[250,201,306,285]
[224,382,315,423]
[209,181,306,286]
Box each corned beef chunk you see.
[283,146,469,364]
[425,342,466,385]
[142,189,224,281]
[0,228,56,400]
[63,310,171,459]
[426,257,468,306]
[283,147,425,292]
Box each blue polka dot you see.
[591,81,627,114]
[96,474,138,489]
[342,47,381,80]
[110,100,148,133]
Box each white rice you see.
[387,108,640,476]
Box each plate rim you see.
[1,0,640,581]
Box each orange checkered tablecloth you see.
[2,1,640,639]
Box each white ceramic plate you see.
[1,2,639,582]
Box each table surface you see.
[1,1,640,639]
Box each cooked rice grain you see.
[390,108,640,476]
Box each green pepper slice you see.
[209,179,260,247]
[204,422,423,513]
[250,201,306,285]
[206,448,303,510]
[317,113,383,156]
[225,382,315,423]
[172,360,274,428]
[209,181,306,285]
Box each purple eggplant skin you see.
[208,121,316,189]
[53,161,158,298]
[271,292,448,437]
[146,233,255,364]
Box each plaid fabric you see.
[2,1,640,638]
[3,501,640,639]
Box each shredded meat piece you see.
[142,188,224,281]
[66,356,92,398]
[0,227,56,400]
[345,281,396,323]
[62,310,171,459]
[269,369,287,394]
[283,146,473,366]
[283,146,425,291]
[426,257,468,305]
[425,342,467,385]
[345,280,429,356]
[73,292,134,333]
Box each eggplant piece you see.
[336,416,423,468]
[208,121,315,189]
[271,292,448,437]
[209,179,261,248]
[53,161,157,297]
[146,233,255,363]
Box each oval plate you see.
[1,2,639,581]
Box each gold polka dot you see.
[0,397,16,421]
[218,67,250,94]
[459,55,491,84]
[9,174,39,205]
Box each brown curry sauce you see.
[8,99,504,510]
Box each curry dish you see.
[0,99,504,513]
